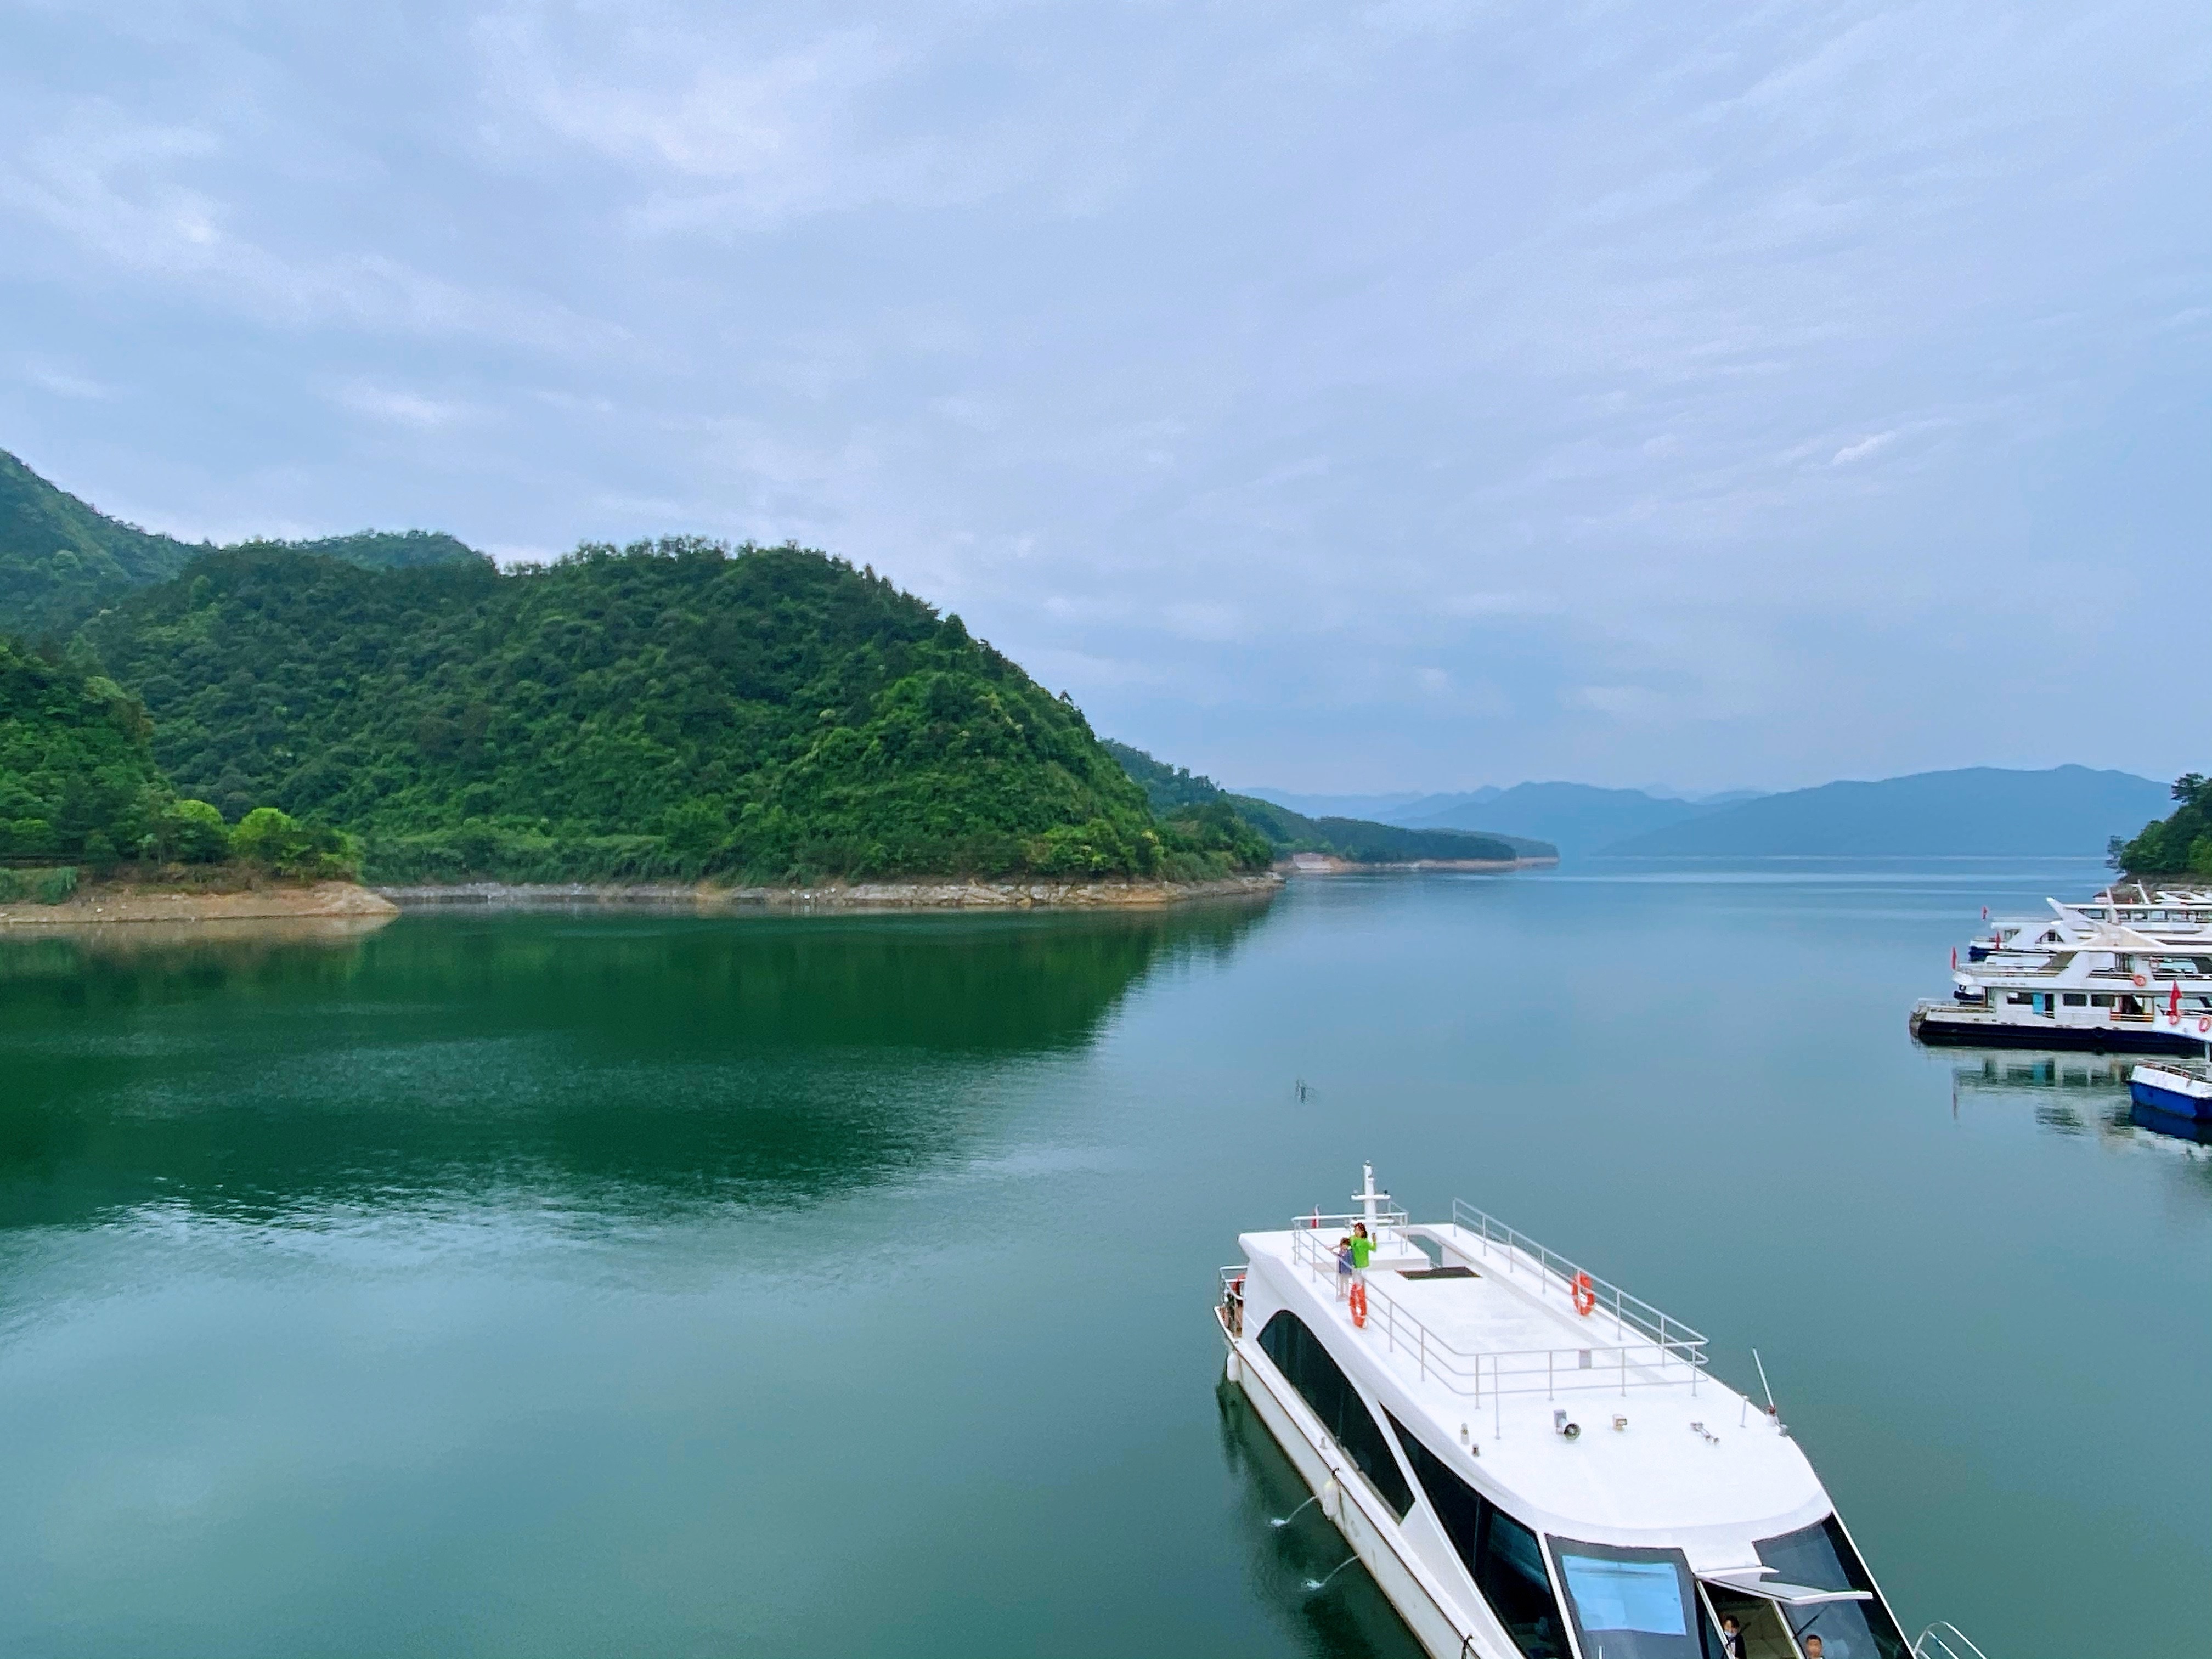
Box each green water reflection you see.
[0,868,2203,1659]
[0,905,1269,1227]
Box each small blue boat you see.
[2129,1062,2212,1120]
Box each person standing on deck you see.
[1335,1236,1354,1297]
[1350,1223,1374,1271]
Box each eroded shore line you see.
[374,873,1285,910]
[0,880,399,927]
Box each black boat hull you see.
[1910,1011,2210,1056]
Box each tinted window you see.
[1387,1413,1568,1659]
[1549,1536,1718,1659]
[1256,1311,1414,1517]
[1754,1517,1910,1659]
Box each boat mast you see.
[1355,1161,1389,1235]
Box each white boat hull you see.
[1223,1314,1506,1659]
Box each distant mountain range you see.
[1600,765,2168,857]
[1243,766,2170,859]
[1240,781,1757,856]
[1104,743,1554,865]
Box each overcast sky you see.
[2,1,2204,792]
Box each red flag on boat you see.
[2171,981,2183,1021]
[1950,946,1958,971]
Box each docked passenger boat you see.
[1218,1166,1976,1659]
[1910,913,2212,1056]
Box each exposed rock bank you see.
[373,873,1284,911]
[1277,854,1559,874]
[0,879,399,927]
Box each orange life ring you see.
[2132,974,2148,987]
[2198,1017,2210,1034]
[1348,1281,1368,1328]
[1572,1272,1596,1317]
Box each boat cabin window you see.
[1548,1536,1719,1659]
[1386,1413,1570,1659]
[1255,1311,1414,1517]
[1753,1516,1910,1659]
[2063,993,2087,1007]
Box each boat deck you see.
[1238,1209,1827,1543]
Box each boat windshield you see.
[1753,1517,1910,1659]
[1548,1537,1718,1659]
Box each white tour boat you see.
[1218,1166,1980,1659]
[1911,918,2212,1056]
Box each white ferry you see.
[1966,894,2212,964]
[1912,922,2212,1056]
[1218,1167,1980,1659]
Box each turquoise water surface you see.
[1,861,2202,1657]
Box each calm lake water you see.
[2,862,2203,1659]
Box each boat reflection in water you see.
[1947,1051,2212,1153]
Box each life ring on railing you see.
[2132,973,2148,987]
[1348,1280,1368,1328]
[2198,1017,2210,1034]
[1572,1272,1596,1317]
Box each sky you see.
[1,1,2205,793]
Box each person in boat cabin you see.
[1803,1636,1824,1659]
[1718,1614,1745,1658]
[1350,1222,1374,1269]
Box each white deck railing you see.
[1285,1203,1708,1403]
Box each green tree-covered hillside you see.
[87,540,1253,884]
[0,448,483,638]
[2112,774,2211,878]
[1102,740,1550,864]
[0,637,168,859]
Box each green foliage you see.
[154,798,232,862]
[0,448,482,639]
[229,807,359,879]
[1101,739,1231,813]
[0,865,78,904]
[1101,741,1531,864]
[0,635,169,857]
[87,538,1201,884]
[2114,773,2212,876]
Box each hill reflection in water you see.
[0,901,1275,1228]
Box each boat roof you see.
[1240,1205,1830,1566]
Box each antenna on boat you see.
[1752,1348,1787,1434]
[1355,1161,1389,1233]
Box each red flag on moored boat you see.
[2171,981,2183,1020]
[1950,947,1958,970]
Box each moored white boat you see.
[1218,1166,1979,1659]
[1911,911,2212,1056]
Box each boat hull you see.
[1218,1314,1498,1659]
[2129,1070,2212,1120]
[1910,1007,2210,1056]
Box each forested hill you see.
[0,448,481,637]
[0,637,168,859]
[1102,741,1552,865]
[2113,774,2210,878]
[81,539,1260,884]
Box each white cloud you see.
[330,382,478,429]
[1831,431,1895,465]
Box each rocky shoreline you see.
[375,873,1285,910]
[0,879,399,927]
[1277,854,1559,874]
